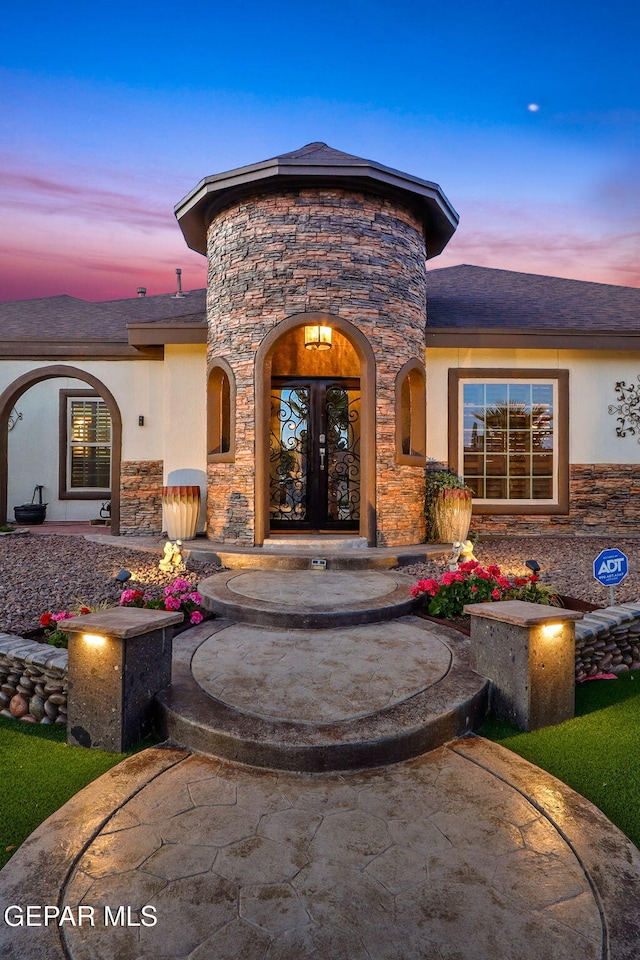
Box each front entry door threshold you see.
[262,535,369,552]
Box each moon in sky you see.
[527,103,541,112]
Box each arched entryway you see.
[0,365,123,534]
[255,313,376,546]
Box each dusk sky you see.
[1,0,638,302]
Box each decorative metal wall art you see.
[608,378,640,442]
[8,408,22,432]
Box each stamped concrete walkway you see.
[1,738,640,960]
[2,559,640,958]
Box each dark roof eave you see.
[0,341,163,360]
[127,321,207,346]
[175,157,459,258]
[426,328,640,350]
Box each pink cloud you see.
[0,169,173,231]
[436,195,640,288]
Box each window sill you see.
[472,501,568,515]
[59,490,111,501]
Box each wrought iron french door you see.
[269,378,361,530]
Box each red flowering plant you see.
[411,560,561,620]
[39,605,94,648]
[119,576,206,626]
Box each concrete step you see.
[262,535,369,551]
[156,617,489,772]
[198,569,420,628]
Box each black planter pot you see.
[14,503,47,525]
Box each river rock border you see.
[574,602,640,681]
[0,634,67,725]
[0,602,639,726]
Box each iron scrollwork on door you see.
[269,387,310,521]
[609,378,640,443]
[326,386,361,523]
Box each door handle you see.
[319,447,326,470]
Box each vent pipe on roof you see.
[172,268,186,298]
[136,287,147,297]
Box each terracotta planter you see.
[432,487,473,543]
[162,485,201,540]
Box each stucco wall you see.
[162,345,207,533]
[425,347,640,535]
[2,358,174,524]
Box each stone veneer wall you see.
[471,464,640,536]
[206,187,428,546]
[0,634,67,724]
[120,460,164,535]
[575,602,640,680]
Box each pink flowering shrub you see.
[39,605,93,648]
[411,561,560,619]
[119,577,207,625]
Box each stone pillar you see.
[465,600,582,731]
[61,608,182,752]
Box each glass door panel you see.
[269,386,310,524]
[270,380,360,530]
[325,385,361,526]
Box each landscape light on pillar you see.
[115,569,132,584]
[82,633,106,648]
[304,325,332,350]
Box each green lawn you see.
[2,677,639,874]
[0,717,154,870]
[481,673,640,849]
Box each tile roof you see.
[0,290,206,341]
[426,265,640,331]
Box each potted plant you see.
[426,466,473,543]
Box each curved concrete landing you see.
[199,570,419,627]
[191,620,453,723]
[157,618,488,771]
[3,741,640,960]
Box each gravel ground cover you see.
[0,534,222,636]
[1,533,640,637]
[404,536,640,608]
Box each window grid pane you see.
[461,381,555,501]
[68,399,111,490]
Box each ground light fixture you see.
[82,633,106,648]
[525,559,541,574]
[304,325,332,350]
[115,569,132,584]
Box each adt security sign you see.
[593,548,628,587]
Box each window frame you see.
[59,389,112,500]
[448,368,569,515]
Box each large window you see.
[60,391,111,497]
[449,369,569,514]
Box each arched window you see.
[207,360,235,460]
[396,359,426,463]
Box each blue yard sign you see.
[593,549,628,604]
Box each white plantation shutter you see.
[68,399,112,490]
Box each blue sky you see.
[1,0,638,300]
